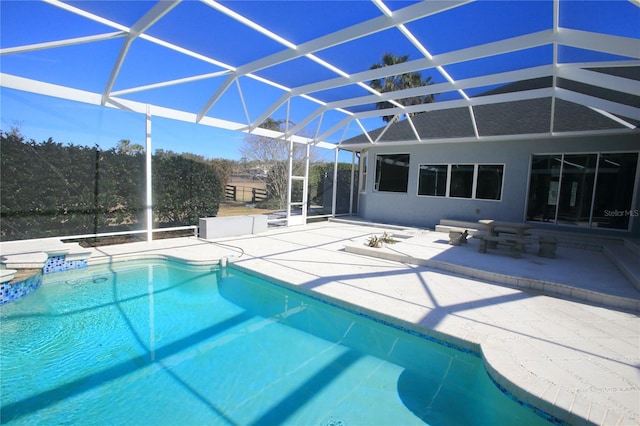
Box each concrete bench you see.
[477,233,534,257]
[447,228,469,246]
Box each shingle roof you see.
[340,67,639,149]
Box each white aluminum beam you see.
[557,28,640,60]
[557,67,640,96]
[290,30,554,99]
[325,65,554,111]
[316,115,355,143]
[45,0,129,32]
[291,65,554,137]
[197,1,469,125]
[555,88,640,121]
[197,74,236,122]
[111,70,233,96]
[558,60,640,69]
[233,0,471,78]
[1,73,314,144]
[102,1,181,105]
[0,32,125,55]
[349,88,555,120]
[339,128,634,150]
[145,106,153,242]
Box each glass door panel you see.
[592,152,639,229]
[556,154,597,226]
[527,154,562,223]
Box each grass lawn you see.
[217,201,274,217]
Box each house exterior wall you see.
[357,133,640,236]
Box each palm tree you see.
[369,53,434,123]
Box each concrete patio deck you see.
[2,220,639,425]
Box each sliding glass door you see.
[527,152,638,230]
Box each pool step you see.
[1,252,49,270]
[0,241,92,277]
[0,269,18,283]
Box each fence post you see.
[252,188,256,203]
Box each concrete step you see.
[0,269,18,283]
[1,242,92,276]
[604,244,640,292]
[1,252,48,270]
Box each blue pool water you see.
[1,260,551,425]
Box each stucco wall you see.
[357,133,640,236]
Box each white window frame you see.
[416,163,505,201]
[374,152,411,193]
[359,151,368,193]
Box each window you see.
[450,164,474,198]
[527,152,639,230]
[418,164,447,196]
[476,165,504,200]
[375,154,410,193]
[417,163,504,200]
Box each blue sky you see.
[1,87,248,159]
[1,0,638,161]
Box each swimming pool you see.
[1,260,552,425]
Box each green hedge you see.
[1,131,223,241]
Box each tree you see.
[369,53,435,122]
[116,139,145,155]
[240,120,322,209]
[208,158,234,188]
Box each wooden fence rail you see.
[225,185,267,203]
